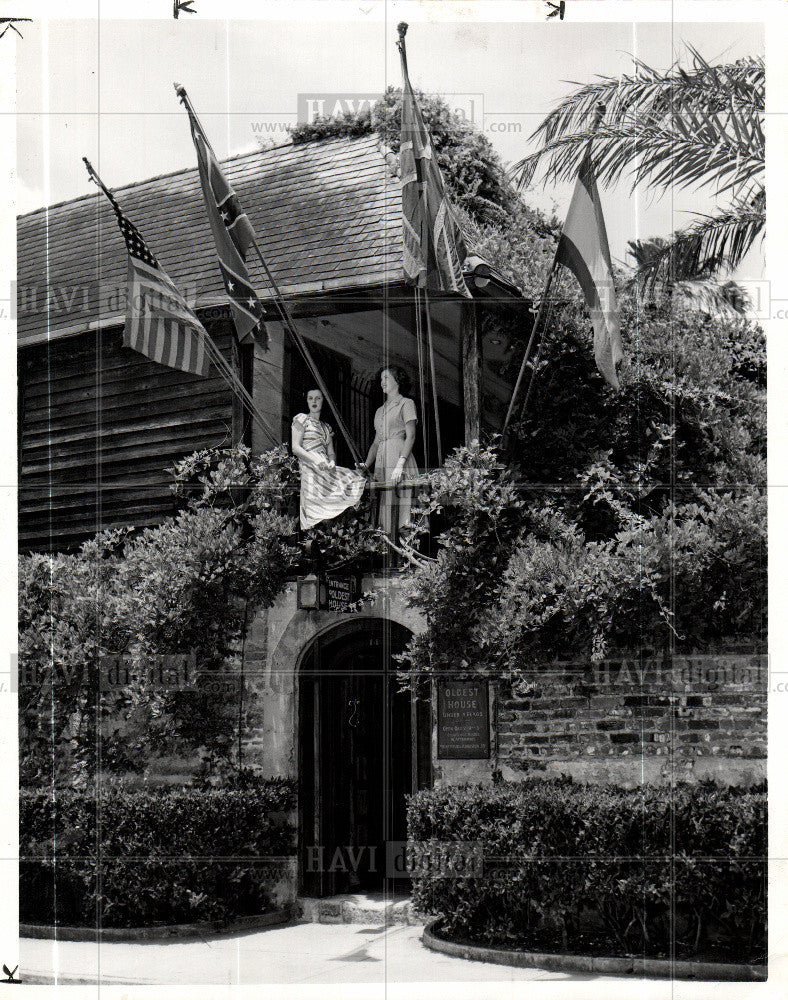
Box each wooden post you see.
[461,298,481,444]
[230,335,250,447]
[251,321,287,454]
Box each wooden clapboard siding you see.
[18,320,241,553]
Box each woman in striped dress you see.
[291,389,366,530]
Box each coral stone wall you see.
[240,575,425,778]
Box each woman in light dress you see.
[291,389,366,530]
[357,366,419,539]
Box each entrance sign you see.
[437,680,490,759]
[326,575,359,612]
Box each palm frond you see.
[628,236,673,275]
[628,200,764,288]
[671,278,752,318]
[517,118,762,197]
[512,48,763,195]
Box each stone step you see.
[297,893,424,926]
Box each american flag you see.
[397,24,472,299]
[177,86,267,348]
[94,171,212,376]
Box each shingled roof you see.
[17,134,406,347]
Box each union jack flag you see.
[397,25,472,298]
[178,85,267,347]
[90,164,212,376]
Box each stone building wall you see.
[240,574,424,778]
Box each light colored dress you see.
[292,413,366,530]
[373,396,419,537]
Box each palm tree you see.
[512,47,764,307]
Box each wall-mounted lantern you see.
[297,573,327,611]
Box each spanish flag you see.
[556,153,624,389]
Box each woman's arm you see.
[291,420,324,468]
[326,431,336,468]
[391,419,417,485]
[360,432,379,473]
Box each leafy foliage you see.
[483,487,766,665]
[170,442,387,569]
[398,442,528,683]
[509,294,765,489]
[399,299,765,675]
[18,443,389,787]
[512,46,764,292]
[408,778,766,963]
[292,85,518,226]
[19,505,294,786]
[20,780,296,928]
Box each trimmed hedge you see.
[20,779,296,928]
[407,778,766,964]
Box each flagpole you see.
[413,288,430,470]
[83,156,116,201]
[83,156,280,444]
[421,291,443,466]
[174,84,363,467]
[247,239,363,466]
[397,22,444,467]
[500,247,560,445]
[501,102,607,450]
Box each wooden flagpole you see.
[500,248,560,446]
[397,22,445,467]
[174,84,363,467]
[414,288,430,469]
[421,291,443,466]
[247,239,363,466]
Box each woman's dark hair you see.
[376,364,412,398]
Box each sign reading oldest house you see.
[326,575,359,613]
[437,679,490,759]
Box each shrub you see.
[407,779,766,964]
[400,440,766,681]
[20,780,297,928]
[291,86,518,226]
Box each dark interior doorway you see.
[297,618,431,897]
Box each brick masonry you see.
[488,651,767,787]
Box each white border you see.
[2,3,783,999]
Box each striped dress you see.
[292,413,366,530]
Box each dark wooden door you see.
[345,671,384,891]
[298,620,429,897]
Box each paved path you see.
[21,921,603,987]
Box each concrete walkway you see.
[21,920,607,987]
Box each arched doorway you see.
[297,617,431,897]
